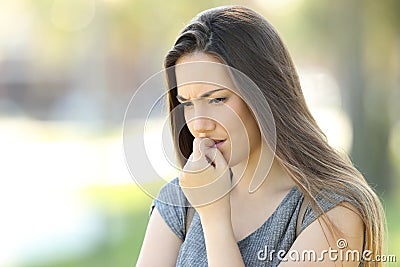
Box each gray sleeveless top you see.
[149,178,364,266]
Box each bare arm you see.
[136,207,182,267]
[279,203,364,267]
[199,201,245,267]
[180,137,245,267]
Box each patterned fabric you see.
[149,177,364,267]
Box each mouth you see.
[212,139,226,148]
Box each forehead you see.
[175,53,237,96]
[177,83,227,98]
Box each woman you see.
[137,5,384,267]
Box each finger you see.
[192,137,214,161]
[203,145,228,170]
[184,149,210,173]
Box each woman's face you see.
[175,52,262,167]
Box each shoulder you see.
[324,202,364,235]
[137,179,184,266]
[149,177,189,241]
[282,186,365,266]
[299,186,364,234]
[281,201,364,266]
[150,177,190,210]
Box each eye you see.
[181,101,193,108]
[209,97,227,104]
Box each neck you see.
[230,139,295,196]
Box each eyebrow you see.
[176,88,226,102]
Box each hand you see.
[179,137,232,215]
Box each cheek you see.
[245,115,261,141]
[229,104,261,152]
[231,101,259,135]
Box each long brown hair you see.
[164,5,384,265]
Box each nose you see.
[192,116,215,134]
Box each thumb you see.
[192,137,214,161]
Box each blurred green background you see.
[0,0,399,266]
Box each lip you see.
[212,139,226,148]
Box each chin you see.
[226,154,244,167]
[221,152,231,166]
